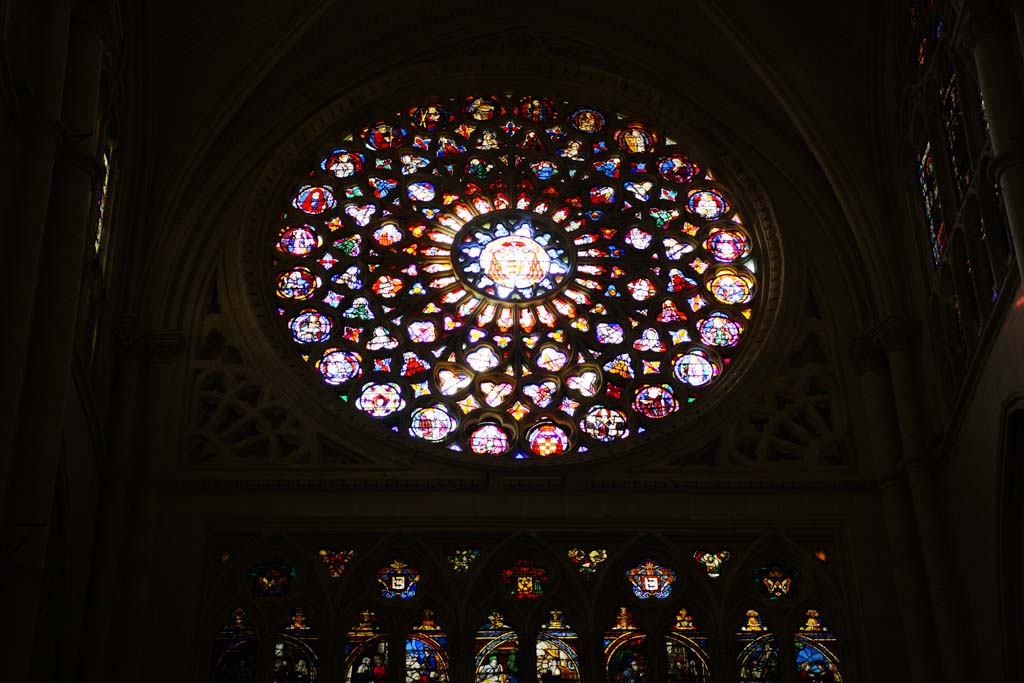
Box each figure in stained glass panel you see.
[737,610,778,683]
[604,607,647,683]
[344,610,389,683]
[665,609,710,683]
[794,610,842,682]
[406,609,450,683]
[273,608,318,683]
[211,608,257,683]
[536,610,581,682]
[475,610,519,683]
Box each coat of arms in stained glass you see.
[376,560,420,599]
[627,559,676,599]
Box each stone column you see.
[967,2,1024,276]
[850,338,941,683]
[776,624,796,683]
[1013,0,1024,63]
[2,3,115,681]
[78,318,182,683]
[870,317,969,683]
[0,0,70,527]
[708,637,735,683]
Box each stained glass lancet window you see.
[536,609,581,682]
[604,607,648,682]
[344,610,389,683]
[941,72,972,201]
[273,608,318,683]
[794,610,843,682]
[918,142,946,266]
[211,608,257,683]
[906,0,943,66]
[475,610,519,683]
[405,609,450,683]
[269,94,764,459]
[665,609,710,683]
[736,610,778,683]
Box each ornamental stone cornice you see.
[154,474,874,493]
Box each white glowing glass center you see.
[478,236,552,290]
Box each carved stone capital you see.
[61,150,105,183]
[899,454,931,474]
[849,337,885,374]
[24,116,67,141]
[71,1,120,46]
[989,151,1024,183]
[876,473,906,493]
[870,316,920,353]
[112,315,184,356]
[963,2,1015,46]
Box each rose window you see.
[270,95,761,458]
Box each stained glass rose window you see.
[270,94,761,458]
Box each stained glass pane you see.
[666,609,710,683]
[905,0,943,66]
[475,610,519,683]
[537,610,581,682]
[754,561,800,600]
[918,142,946,266]
[942,73,972,200]
[737,610,778,683]
[273,608,318,683]
[318,548,355,578]
[693,549,731,577]
[344,610,389,683]
[406,609,450,683]
[248,562,297,597]
[445,547,480,574]
[604,607,648,682]
[376,560,420,599]
[211,608,257,683]
[500,559,549,598]
[568,547,608,575]
[627,560,676,599]
[271,94,762,458]
[795,610,843,682]
[94,146,114,256]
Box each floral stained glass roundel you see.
[270,94,760,458]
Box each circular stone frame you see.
[235,61,785,470]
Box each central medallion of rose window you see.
[453,211,572,302]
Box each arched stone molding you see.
[128,14,880,475]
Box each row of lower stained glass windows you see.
[212,606,841,682]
